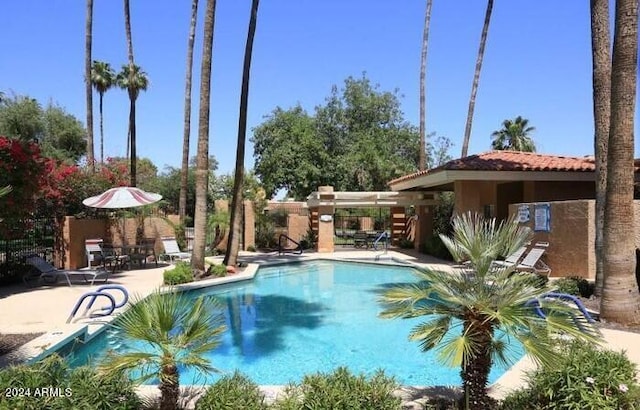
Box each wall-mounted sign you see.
[319,214,333,222]
[534,203,551,232]
[517,204,530,223]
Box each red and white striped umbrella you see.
[82,186,162,209]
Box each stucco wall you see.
[454,180,498,216]
[508,201,595,279]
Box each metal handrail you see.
[66,285,129,323]
[82,284,129,317]
[372,231,388,251]
[67,292,116,323]
[278,234,303,255]
[525,292,595,328]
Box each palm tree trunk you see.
[85,0,95,172]
[192,0,217,273]
[179,0,199,223]
[419,0,432,171]
[460,318,493,410]
[591,0,611,297]
[601,0,640,324]
[124,0,136,185]
[460,0,493,158]
[99,93,105,163]
[158,364,180,410]
[224,0,260,267]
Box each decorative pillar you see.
[316,186,335,253]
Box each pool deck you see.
[1,249,640,402]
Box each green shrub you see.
[500,340,640,409]
[256,218,277,249]
[208,264,227,278]
[272,367,400,410]
[421,236,453,261]
[398,237,414,249]
[552,276,592,297]
[163,261,194,285]
[247,245,256,252]
[0,354,141,410]
[195,371,267,410]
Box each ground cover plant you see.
[163,261,194,285]
[195,371,267,410]
[380,213,601,409]
[500,340,640,409]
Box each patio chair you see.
[25,255,110,287]
[354,231,369,248]
[85,239,129,271]
[515,246,551,276]
[160,237,191,263]
[490,246,529,270]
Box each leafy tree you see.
[0,93,44,141]
[380,213,600,409]
[253,75,443,199]
[98,290,226,410]
[107,156,158,190]
[41,103,88,163]
[91,60,116,164]
[490,116,536,152]
[461,0,494,157]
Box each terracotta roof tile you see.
[389,151,639,186]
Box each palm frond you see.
[409,316,452,351]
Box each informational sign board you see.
[517,204,530,223]
[534,203,551,232]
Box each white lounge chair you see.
[516,246,551,276]
[160,237,191,263]
[26,255,110,287]
[491,246,529,270]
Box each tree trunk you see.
[224,0,260,267]
[124,0,136,186]
[158,364,180,410]
[179,0,199,223]
[418,0,432,171]
[192,0,217,273]
[601,0,640,325]
[460,0,493,158]
[591,0,611,297]
[460,318,493,410]
[99,93,105,163]
[85,0,95,172]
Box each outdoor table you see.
[120,242,157,268]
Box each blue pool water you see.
[66,260,524,385]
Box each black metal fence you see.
[0,217,56,264]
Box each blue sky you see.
[1,1,637,178]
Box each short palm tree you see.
[116,64,149,186]
[91,60,116,164]
[380,213,600,409]
[98,289,226,410]
[491,116,536,152]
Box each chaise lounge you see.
[25,255,110,287]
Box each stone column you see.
[414,205,434,251]
[243,200,255,249]
[317,186,335,253]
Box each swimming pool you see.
[66,260,523,385]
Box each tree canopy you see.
[490,116,536,152]
[252,75,451,199]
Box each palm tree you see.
[591,0,611,297]
[600,0,640,324]
[123,0,138,186]
[224,0,260,267]
[192,0,217,274]
[116,64,148,187]
[460,0,494,158]
[419,0,433,171]
[91,61,116,164]
[380,213,599,409]
[85,0,95,172]
[179,0,200,223]
[98,290,226,410]
[490,116,536,152]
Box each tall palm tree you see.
[460,0,494,158]
[192,0,217,274]
[600,0,640,325]
[490,116,536,152]
[381,213,600,409]
[123,0,137,185]
[419,0,433,171]
[98,290,226,410]
[179,0,200,223]
[224,0,260,267]
[91,61,116,164]
[116,64,148,187]
[591,0,611,297]
[85,0,95,172]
